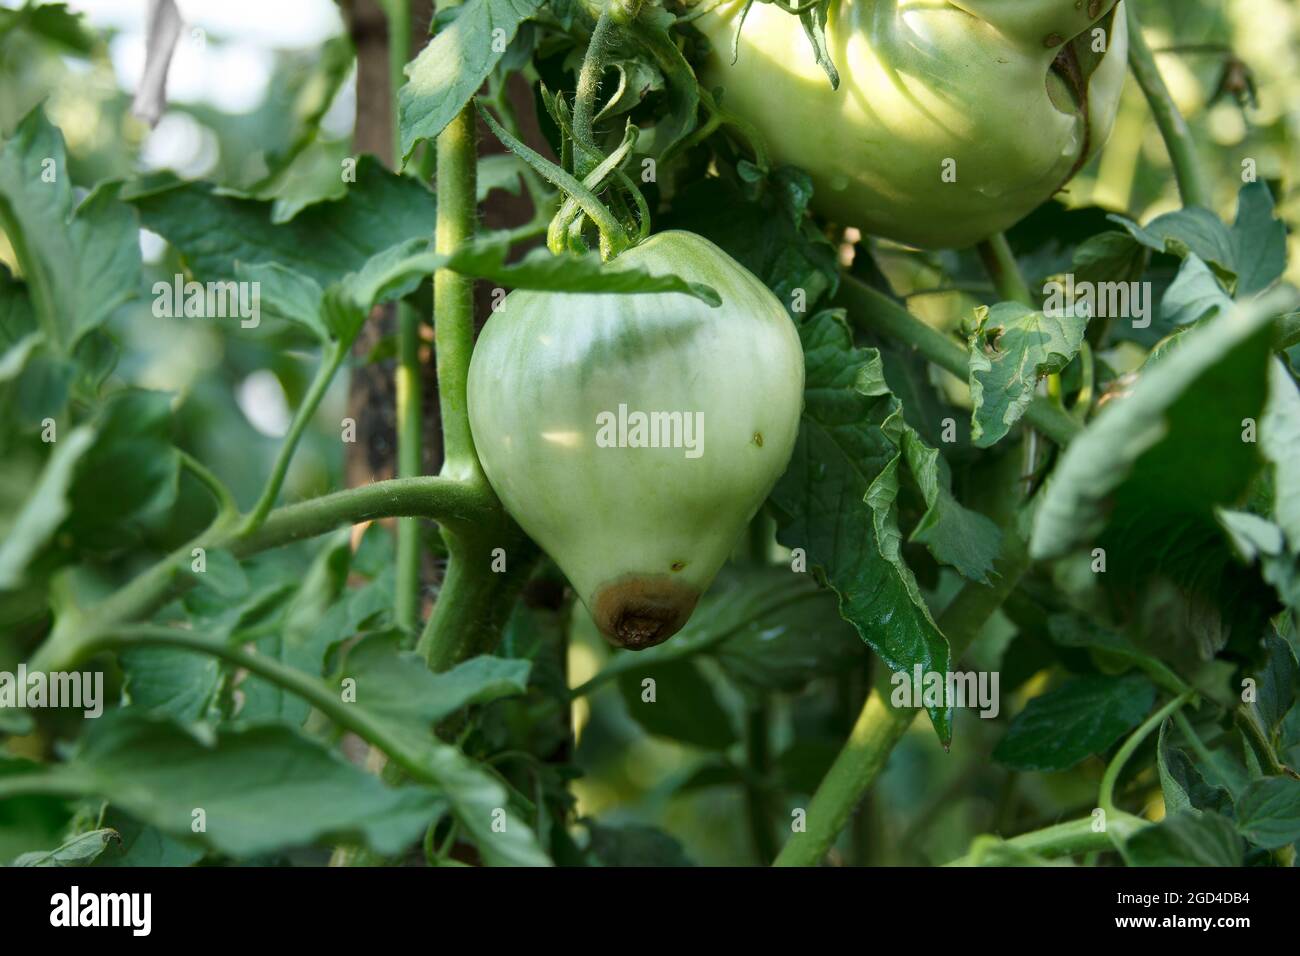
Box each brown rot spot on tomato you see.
[1088,0,1102,18]
[592,575,701,651]
[753,431,764,447]
[1044,33,1064,48]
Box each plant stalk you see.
[1125,5,1210,209]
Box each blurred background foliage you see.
[0,0,1296,865]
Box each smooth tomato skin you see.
[468,231,804,648]
[697,0,1129,249]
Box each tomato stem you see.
[1125,5,1210,210]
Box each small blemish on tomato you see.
[670,561,686,572]
[752,431,764,447]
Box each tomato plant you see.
[0,0,1298,884]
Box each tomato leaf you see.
[967,301,1087,448]
[11,828,119,867]
[126,157,436,288]
[769,310,954,741]
[617,658,737,750]
[1122,809,1244,866]
[0,107,141,352]
[398,0,544,165]
[992,673,1156,771]
[1235,776,1300,849]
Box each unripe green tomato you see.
[468,231,804,649]
[696,0,1130,249]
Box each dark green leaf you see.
[769,311,952,740]
[1124,810,1244,866]
[1234,776,1300,849]
[0,108,141,350]
[583,820,694,866]
[993,674,1156,772]
[617,658,736,750]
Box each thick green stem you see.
[387,0,423,633]
[944,813,1143,866]
[975,233,1033,307]
[836,275,1082,447]
[570,7,617,175]
[434,101,481,482]
[416,531,535,672]
[27,477,492,673]
[395,304,424,631]
[242,342,347,535]
[1125,5,1210,210]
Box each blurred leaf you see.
[583,820,694,866]
[0,756,71,863]
[0,108,141,350]
[1123,809,1244,866]
[91,808,204,867]
[1161,254,1232,328]
[1229,182,1288,297]
[1030,295,1288,654]
[1262,360,1300,547]
[399,0,544,164]
[239,530,352,725]
[477,153,526,201]
[12,828,119,866]
[993,674,1156,772]
[1234,776,1300,849]
[618,658,735,750]
[711,569,866,692]
[14,711,443,857]
[0,426,93,589]
[0,2,97,54]
[65,389,179,551]
[1156,718,1232,817]
[126,157,436,288]
[334,633,532,740]
[121,646,222,721]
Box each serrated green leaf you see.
[967,301,1086,447]
[1234,776,1300,849]
[398,0,544,164]
[769,310,951,740]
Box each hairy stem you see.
[434,100,481,482]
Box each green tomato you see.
[697,0,1130,248]
[468,231,804,649]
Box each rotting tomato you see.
[468,230,804,650]
[696,0,1130,249]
